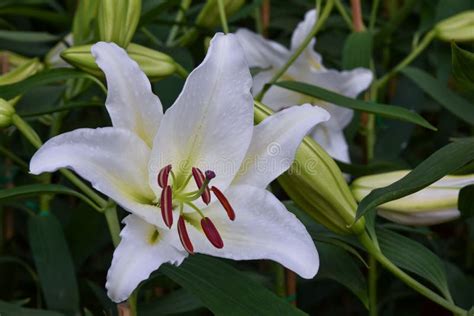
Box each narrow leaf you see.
[401,67,474,125]
[140,289,203,315]
[0,30,58,42]
[0,300,63,316]
[275,81,436,130]
[356,138,474,220]
[451,42,474,87]
[28,214,80,314]
[161,255,306,316]
[377,228,451,298]
[0,68,105,100]
[0,184,99,210]
[316,243,368,308]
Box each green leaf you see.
[0,184,99,211]
[377,228,451,298]
[401,67,474,125]
[316,243,368,308]
[451,42,474,87]
[356,138,474,220]
[0,68,105,100]
[140,289,203,315]
[0,30,58,42]
[28,214,79,314]
[274,81,436,130]
[342,31,373,69]
[0,7,69,26]
[458,184,474,219]
[161,255,306,316]
[18,100,103,117]
[336,159,404,177]
[0,300,63,316]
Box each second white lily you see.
[236,9,373,163]
[30,34,329,302]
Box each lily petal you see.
[149,34,254,195]
[106,215,186,303]
[306,68,373,100]
[310,123,351,163]
[92,42,163,146]
[30,127,162,226]
[290,9,323,69]
[235,28,289,68]
[235,104,330,188]
[188,185,319,279]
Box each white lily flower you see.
[30,34,330,302]
[235,9,373,163]
[352,170,474,226]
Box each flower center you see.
[156,165,235,254]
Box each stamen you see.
[210,186,235,221]
[178,216,194,254]
[192,167,212,205]
[160,185,173,228]
[201,217,223,249]
[157,164,172,188]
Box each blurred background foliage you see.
[0,0,473,315]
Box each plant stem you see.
[104,202,121,247]
[369,0,380,31]
[254,0,334,101]
[334,0,353,30]
[375,30,436,89]
[174,62,189,79]
[166,0,192,46]
[216,0,229,34]
[368,254,378,316]
[350,0,365,31]
[359,231,467,315]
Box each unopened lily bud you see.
[435,11,474,42]
[45,34,74,68]
[254,102,365,235]
[196,0,245,29]
[351,171,474,226]
[0,58,43,86]
[98,0,141,47]
[0,99,15,127]
[61,43,177,81]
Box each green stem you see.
[359,232,467,315]
[166,0,192,45]
[376,30,436,89]
[0,145,28,171]
[334,0,353,30]
[174,62,190,79]
[104,202,121,247]
[12,114,42,148]
[128,290,138,316]
[217,0,229,34]
[369,0,380,31]
[254,0,334,101]
[368,254,378,316]
[274,263,286,297]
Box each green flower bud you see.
[0,99,15,127]
[351,171,474,226]
[435,11,474,42]
[0,58,43,86]
[61,43,177,81]
[196,0,245,29]
[255,101,365,235]
[98,0,141,47]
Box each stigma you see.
[156,165,235,253]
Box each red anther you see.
[192,167,211,205]
[160,185,173,228]
[205,170,216,180]
[157,164,172,188]
[178,216,194,254]
[201,217,223,249]
[210,186,235,221]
